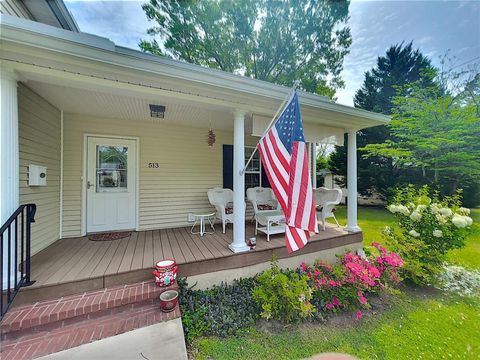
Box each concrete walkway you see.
[38,318,188,360]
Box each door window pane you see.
[96,145,128,192]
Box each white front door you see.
[86,137,137,233]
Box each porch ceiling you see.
[1,14,390,132]
[26,80,237,131]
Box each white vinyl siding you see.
[18,84,61,255]
[62,114,235,237]
[0,0,33,19]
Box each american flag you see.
[258,91,318,253]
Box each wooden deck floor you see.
[17,223,361,304]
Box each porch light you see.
[149,104,166,118]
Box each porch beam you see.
[346,130,361,232]
[229,110,250,253]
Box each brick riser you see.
[2,297,155,342]
[1,302,181,360]
[0,281,181,360]
[1,281,176,338]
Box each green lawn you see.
[194,206,480,359]
[332,206,480,270]
[446,209,480,269]
[196,294,480,360]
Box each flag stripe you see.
[298,143,312,229]
[262,135,289,191]
[258,142,288,209]
[284,226,295,253]
[288,142,305,227]
[269,128,291,169]
[266,133,290,184]
[287,225,308,250]
[285,226,299,252]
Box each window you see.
[222,145,269,192]
[244,146,261,193]
[96,145,128,192]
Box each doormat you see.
[89,231,131,241]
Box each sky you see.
[64,0,480,106]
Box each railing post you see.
[0,204,36,319]
[25,204,36,286]
[14,218,18,290]
[0,233,3,314]
[21,208,24,282]
[7,225,11,303]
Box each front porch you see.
[16,223,361,304]
[1,15,388,317]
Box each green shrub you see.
[252,260,314,323]
[384,185,474,285]
[178,277,259,342]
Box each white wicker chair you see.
[313,187,342,230]
[207,188,235,233]
[246,187,281,216]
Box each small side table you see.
[255,210,286,241]
[190,212,216,236]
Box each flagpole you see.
[240,88,297,176]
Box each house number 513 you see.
[148,162,159,168]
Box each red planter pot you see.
[160,290,179,312]
[152,259,178,287]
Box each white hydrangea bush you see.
[383,185,474,285]
[387,186,473,254]
[437,264,480,297]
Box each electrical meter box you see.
[28,165,47,186]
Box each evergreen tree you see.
[329,42,436,197]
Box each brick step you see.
[0,301,181,360]
[1,281,177,339]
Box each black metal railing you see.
[1,204,36,319]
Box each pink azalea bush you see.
[300,244,403,320]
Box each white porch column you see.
[229,110,250,253]
[311,143,317,188]
[346,130,361,232]
[0,67,20,225]
[1,65,20,287]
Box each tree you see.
[140,0,352,98]
[329,42,436,197]
[316,144,330,171]
[362,67,480,199]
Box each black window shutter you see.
[261,166,271,188]
[223,144,270,189]
[223,144,234,190]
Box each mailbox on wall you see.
[28,164,47,186]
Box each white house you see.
[0,0,389,310]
